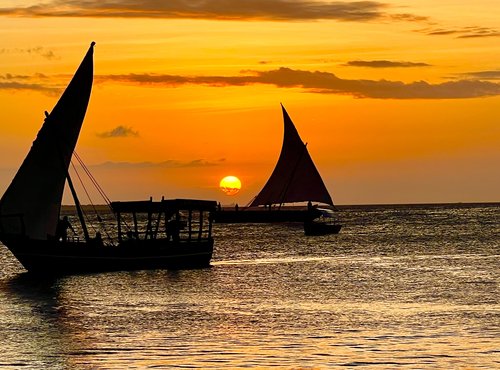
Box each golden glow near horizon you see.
[0,1,499,205]
[219,176,242,196]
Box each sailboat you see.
[0,42,216,274]
[215,104,342,234]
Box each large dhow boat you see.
[215,104,342,235]
[0,43,216,274]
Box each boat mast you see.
[66,171,90,242]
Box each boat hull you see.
[4,238,214,275]
[304,222,342,236]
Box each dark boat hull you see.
[4,238,214,275]
[304,222,342,236]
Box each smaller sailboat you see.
[303,207,342,236]
[215,104,342,234]
[0,43,216,274]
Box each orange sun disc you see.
[219,176,241,196]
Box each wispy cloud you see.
[454,70,500,81]
[416,26,500,39]
[0,73,32,80]
[97,67,500,99]
[389,13,428,22]
[97,125,139,138]
[0,73,61,95]
[0,47,58,60]
[93,159,222,169]
[0,0,427,22]
[95,73,256,87]
[0,81,61,95]
[345,60,431,68]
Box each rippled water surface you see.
[0,203,498,368]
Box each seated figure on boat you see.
[56,216,75,242]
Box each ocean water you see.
[0,203,498,369]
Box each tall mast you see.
[66,171,90,242]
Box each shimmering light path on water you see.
[0,203,499,368]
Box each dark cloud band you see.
[345,60,431,68]
[0,0,425,22]
[96,67,500,99]
[3,68,500,100]
[415,26,500,39]
[93,159,221,169]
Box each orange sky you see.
[0,1,499,205]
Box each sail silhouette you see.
[0,42,95,240]
[214,104,339,230]
[0,43,216,274]
[250,104,333,207]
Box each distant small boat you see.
[215,104,342,235]
[0,42,216,275]
[304,207,342,236]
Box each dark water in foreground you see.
[0,203,498,369]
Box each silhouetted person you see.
[125,231,136,240]
[235,204,239,212]
[56,216,74,242]
[166,219,180,242]
[94,231,103,245]
[217,202,222,212]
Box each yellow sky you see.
[0,1,499,205]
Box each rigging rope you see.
[70,153,120,242]
[73,151,112,206]
[73,151,134,234]
[69,160,98,234]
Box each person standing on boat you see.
[166,218,180,242]
[94,231,103,245]
[56,216,75,242]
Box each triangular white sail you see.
[0,42,95,240]
[250,104,334,207]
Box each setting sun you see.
[219,176,242,196]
